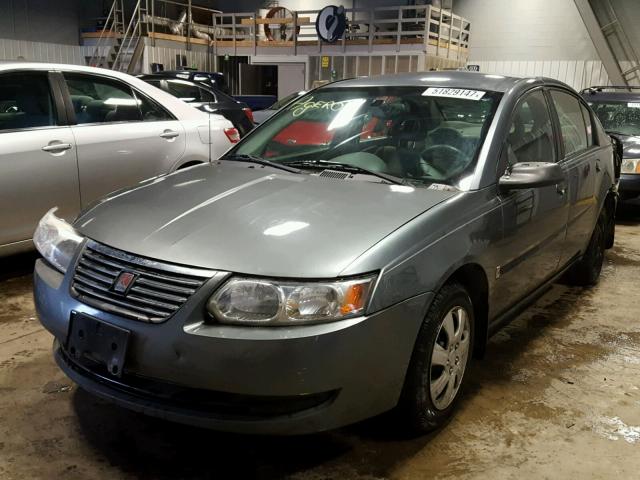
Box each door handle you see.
[556,185,566,196]
[160,130,179,139]
[595,160,602,172]
[42,143,72,152]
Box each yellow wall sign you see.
[321,56,330,68]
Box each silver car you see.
[0,62,235,256]
[34,72,618,435]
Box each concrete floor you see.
[1,203,640,480]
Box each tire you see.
[398,283,474,433]
[604,201,616,249]
[566,213,606,286]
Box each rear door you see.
[494,89,570,313]
[0,70,80,247]
[62,72,186,206]
[548,89,599,264]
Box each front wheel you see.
[398,283,474,433]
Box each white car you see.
[0,62,236,256]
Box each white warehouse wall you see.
[455,0,598,61]
[607,0,640,61]
[454,0,610,89]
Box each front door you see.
[0,71,80,248]
[61,72,186,206]
[493,89,570,315]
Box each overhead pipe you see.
[144,11,216,41]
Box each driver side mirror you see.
[499,162,565,191]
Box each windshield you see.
[233,86,501,186]
[588,100,640,136]
[270,91,305,110]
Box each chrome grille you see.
[71,241,214,323]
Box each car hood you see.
[621,136,640,159]
[609,132,640,159]
[75,162,458,278]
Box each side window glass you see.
[165,80,201,102]
[0,72,56,131]
[134,91,173,122]
[505,90,555,167]
[64,73,142,124]
[580,103,594,147]
[199,88,215,103]
[550,90,588,156]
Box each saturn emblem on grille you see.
[113,271,136,294]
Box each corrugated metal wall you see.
[0,37,114,68]
[0,38,87,64]
[471,60,611,91]
[0,0,81,45]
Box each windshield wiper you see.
[283,159,405,185]
[220,154,301,174]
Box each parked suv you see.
[582,86,636,199]
[138,74,254,137]
[0,62,236,257]
[35,72,618,435]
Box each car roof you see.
[139,73,214,89]
[326,71,573,94]
[0,61,153,84]
[581,86,640,102]
[0,61,216,121]
[138,73,241,104]
[154,70,224,78]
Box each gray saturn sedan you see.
[34,72,618,435]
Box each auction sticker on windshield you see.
[423,87,485,101]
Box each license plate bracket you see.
[67,312,130,377]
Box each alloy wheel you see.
[429,305,471,410]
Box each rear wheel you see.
[604,199,616,249]
[398,283,474,433]
[566,213,606,286]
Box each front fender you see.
[351,189,503,314]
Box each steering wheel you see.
[421,144,467,177]
[428,127,463,146]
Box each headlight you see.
[33,208,84,273]
[207,275,376,325]
[622,158,640,174]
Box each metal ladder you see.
[88,1,124,68]
[88,0,145,74]
[589,0,640,86]
[111,0,146,73]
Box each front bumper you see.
[619,173,640,200]
[34,259,431,435]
